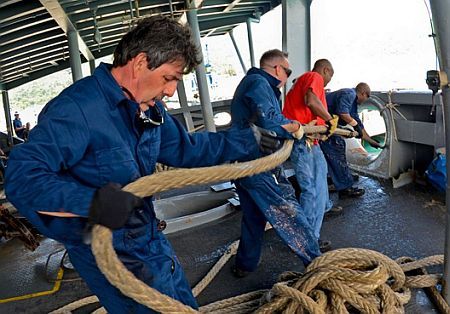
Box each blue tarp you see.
[426,152,446,192]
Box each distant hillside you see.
[9,69,72,110]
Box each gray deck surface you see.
[0,175,445,313]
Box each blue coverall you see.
[5,63,261,313]
[230,67,320,272]
[320,88,364,191]
[13,118,24,139]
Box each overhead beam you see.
[1,35,65,61]
[199,15,249,31]
[179,0,205,24]
[224,0,243,12]
[1,21,60,47]
[39,0,94,62]
[5,60,71,90]
[1,29,64,56]
[0,0,42,22]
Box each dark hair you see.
[113,15,201,74]
[312,59,332,71]
[260,49,288,67]
[356,82,371,95]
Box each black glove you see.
[353,124,363,139]
[369,138,384,149]
[88,183,144,230]
[250,123,283,155]
[340,126,357,138]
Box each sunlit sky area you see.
[205,0,437,92]
[7,0,438,127]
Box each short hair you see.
[356,82,371,95]
[113,15,201,74]
[260,49,288,67]
[312,59,332,71]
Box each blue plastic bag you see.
[426,153,446,192]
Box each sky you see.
[205,0,437,92]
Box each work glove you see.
[250,123,283,155]
[88,183,144,230]
[325,115,339,137]
[340,126,357,138]
[353,124,364,139]
[369,138,385,149]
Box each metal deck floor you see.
[0,175,445,313]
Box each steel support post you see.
[67,30,83,82]
[1,90,14,147]
[177,80,195,131]
[89,59,96,75]
[246,18,255,68]
[282,0,311,91]
[229,31,247,73]
[186,8,216,132]
[430,0,450,302]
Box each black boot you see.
[318,239,331,253]
[339,187,365,199]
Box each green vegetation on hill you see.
[10,76,72,109]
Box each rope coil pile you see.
[198,249,445,314]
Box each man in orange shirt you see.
[283,59,336,252]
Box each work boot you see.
[326,205,343,215]
[231,265,251,278]
[318,239,331,253]
[328,183,336,192]
[339,187,365,199]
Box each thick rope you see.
[51,128,347,313]
[201,250,446,314]
[91,141,294,313]
[48,295,99,313]
[88,131,448,313]
[57,245,446,313]
[252,249,445,314]
[193,224,273,298]
[199,290,266,313]
[396,256,450,314]
[380,91,408,141]
[92,225,199,313]
[192,240,239,297]
[120,140,293,198]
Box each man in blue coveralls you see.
[13,112,26,139]
[5,16,281,313]
[321,82,383,198]
[230,49,321,277]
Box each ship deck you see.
[0,174,446,313]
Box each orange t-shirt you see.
[283,71,327,126]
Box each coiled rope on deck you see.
[254,248,418,313]
[199,249,445,314]
[55,248,446,313]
